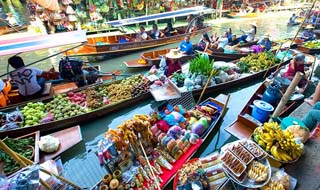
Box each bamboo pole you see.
[138,138,161,190]
[0,140,51,190]
[308,54,318,80]
[196,68,216,105]
[270,72,304,120]
[262,41,285,79]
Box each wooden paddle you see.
[0,18,21,33]
[308,54,318,81]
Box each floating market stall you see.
[297,40,320,54]
[91,93,229,189]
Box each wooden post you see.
[270,72,304,120]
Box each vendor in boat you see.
[258,34,272,51]
[289,13,298,24]
[302,24,315,41]
[194,33,211,52]
[165,49,183,77]
[135,26,148,41]
[240,23,257,42]
[210,32,219,44]
[8,56,46,99]
[6,13,18,26]
[178,35,193,55]
[163,22,176,37]
[150,24,161,39]
[215,32,229,51]
[282,53,308,89]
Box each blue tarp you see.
[106,6,214,27]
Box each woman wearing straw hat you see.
[165,49,183,77]
[240,23,257,42]
[302,24,315,41]
[258,33,272,51]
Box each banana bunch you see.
[237,52,276,73]
[253,122,303,162]
[261,179,285,190]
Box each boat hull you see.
[297,45,320,54]
[66,26,212,57]
[226,12,259,18]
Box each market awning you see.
[0,30,87,57]
[106,6,214,27]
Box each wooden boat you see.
[226,12,260,19]
[287,22,300,27]
[297,44,320,54]
[225,81,306,140]
[40,125,82,163]
[65,25,212,57]
[124,45,197,68]
[191,59,291,97]
[91,94,229,190]
[0,25,27,35]
[0,80,152,139]
[0,66,122,111]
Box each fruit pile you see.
[67,92,86,107]
[304,40,320,49]
[85,87,104,110]
[237,52,277,73]
[45,94,86,120]
[253,122,303,162]
[21,102,46,127]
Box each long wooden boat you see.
[0,83,151,139]
[205,41,281,62]
[225,81,305,140]
[297,44,320,54]
[191,59,291,97]
[65,25,212,57]
[91,94,229,190]
[124,45,197,68]
[226,12,260,19]
[0,67,121,111]
[0,25,27,35]
[287,22,300,27]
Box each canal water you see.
[0,11,302,188]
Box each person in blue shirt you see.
[178,35,193,55]
[302,24,315,41]
[289,13,298,24]
[226,28,233,42]
[258,34,272,51]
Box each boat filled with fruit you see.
[297,40,320,54]
[91,94,229,189]
[160,51,292,96]
[0,75,152,138]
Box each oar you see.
[196,68,217,105]
[0,17,21,33]
[308,54,318,81]
[262,41,285,79]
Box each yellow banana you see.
[271,145,282,160]
[278,149,292,162]
[258,140,266,148]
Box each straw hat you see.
[305,24,314,29]
[250,22,257,27]
[0,80,4,92]
[166,49,183,59]
[262,33,270,39]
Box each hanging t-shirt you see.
[10,67,43,96]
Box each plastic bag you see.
[38,135,60,153]
[8,165,39,190]
[0,109,23,131]
[274,168,291,190]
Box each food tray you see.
[239,140,265,159]
[222,164,247,183]
[220,150,246,177]
[227,142,255,165]
[224,158,272,188]
[150,79,181,101]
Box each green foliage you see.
[172,72,186,84]
[189,54,215,77]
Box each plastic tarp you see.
[32,0,59,11]
[106,6,214,27]
[0,30,87,56]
